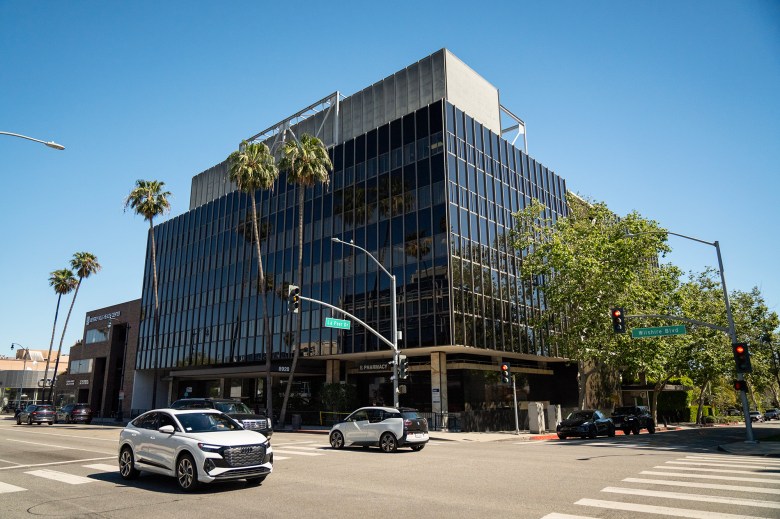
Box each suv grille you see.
[223,444,266,467]
[240,418,268,431]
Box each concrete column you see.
[430,352,448,429]
[325,359,340,384]
[529,402,546,434]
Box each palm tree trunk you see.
[149,219,161,408]
[42,294,63,403]
[50,281,82,405]
[250,195,274,421]
[280,184,305,427]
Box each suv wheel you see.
[587,425,597,439]
[379,432,397,453]
[608,425,615,437]
[119,446,140,480]
[622,427,630,436]
[647,423,656,434]
[329,431,344,449]
[176,453,200,491]
[632,424,641,435]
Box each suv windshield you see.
[178,412,241,433]
[215,402,252,414]
[613,407,640,414]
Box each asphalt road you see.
[1,416,778,518]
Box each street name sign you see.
[325,317,351,330]
[631,325,686,338]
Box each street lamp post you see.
[332,237,400,407]
[626,230,755,442]
[11,343,31,411]
[1,131,65,150]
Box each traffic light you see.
[500,362,511,384]
[733,379,748,392]
[732,343,753,373]
[398,354,408,379]
[287,284,300,313]
[610,308,626,334]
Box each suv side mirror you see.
[158,425,175,434]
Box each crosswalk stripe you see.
[641,470,780,484]
[576,498,773,518]
[25,469,93,485]
[83,464,118,472]
[685,455,780,465]
[272,449,323,456]
[602,486,780,509]
[0,481,26,494]
[655,465,780,477]
[667,460,780,470]
[274,456,290,460]
[540,513,597,519]
[276,445,325,452]
[624,477,780,494]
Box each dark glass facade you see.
[138,99,567,372]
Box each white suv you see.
[119,408,273,491]
[329,406,429,452]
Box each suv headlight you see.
[198,443,223,454]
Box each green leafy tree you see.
[228,141,279,420]
[42,268,78,402]
[125,179,171,408]
[509,193,671,409]
[278,133,332,427]
[50,252,102,394]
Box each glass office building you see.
[133,49,578,422]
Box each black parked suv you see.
[56,403,93,424]
[169,398,272,437]
[611,405,655,435]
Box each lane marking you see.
[272,449,323,456]
[83,463,119,472]
[602,486,780,509]
[624,477,780,494]
[275,445,325,452]
[576,498,773,518]
[0,456,115,472]
[0,430,118,442]
[540,514,597,519]
[641,470,780,484]
[25,469,93,485]
[0,481,26,494]
[4,438,114,455]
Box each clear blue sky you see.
[2,1,778,358]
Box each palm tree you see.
[125,179,171,408]
[50,252,101,402]
[278,133,332,427]
[228,141,279,420]
[42,269,78,402]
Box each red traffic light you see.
[612,309,622,318]
[733,380,747,392]
[500,363,509,371]
[734,344,745,355]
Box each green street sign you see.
[631,325,686,338]
[325,317,351,330]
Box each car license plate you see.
[413,433,423,438]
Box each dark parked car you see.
[556,410,615,440]
[56,403,93,424]
[17,404,55,425]
[169,398,272,437]
[763,408,779,421]
[611,405,656,435]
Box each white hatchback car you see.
[329,406,429,452]
[119,408,273,491]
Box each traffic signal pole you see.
[715,241,755,442]
[625,230,754,442]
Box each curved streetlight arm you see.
[0,131,65,150]
[331,237,391,278]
